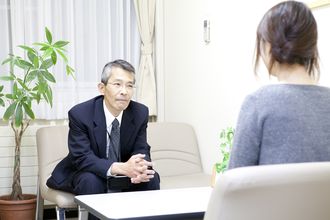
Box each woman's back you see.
[228,84,330,169]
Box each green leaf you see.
[218,127,235,173]
[42,48,53,59]
[1,57,12,65]
[31,92,41,103]
[18,45,36,54]
[27,51,37,64]
[3,102,17,120]
[51,51,57,65]
[42,70,56,83]
[14,103,23,127]
[33,42,50,47]
[45,27,52,44]
[17,78,30,91]
[0,85,3,92]
[66,65,75,77]
[215,163,221,173]
[37,72,46,85]
[55,46,67,52]
[42,92,49,103]
[37,81,47,94]
[21,95,29,103]
[55,48,68,63]
[16,59,33,69]
[23,103,35,119]
[53,40,69,48]
[0,75,15,81]
[27,51,39,68]
[25,70,39,83]
[13,82,18,95]
[0,98,4,107]
[33,56,39,68]
[40,46,49,51]
[46,86,53,107]
[5,94,15,100]
[32,85,38,91]
[40,59,53,69]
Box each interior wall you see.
[162,0,330,174]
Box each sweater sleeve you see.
[228,94,262,169]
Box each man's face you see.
[98,67,135,116]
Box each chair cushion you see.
[41,186,76,208]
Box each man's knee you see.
[73,172,107,195]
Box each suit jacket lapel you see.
[121,104,135,152]
[93,97,107,158]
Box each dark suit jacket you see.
[47,95,153,192]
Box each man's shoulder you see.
[69,95,103,115]
[123,101,149,124]
[128,100,148,110]
[70,96,103,111]
[127,100,148,114]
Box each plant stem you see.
[10,120,29,200]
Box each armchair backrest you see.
[204,162,330,220]
[147,122,203,177]
[36,125,69,195]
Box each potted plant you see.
[0,27,74,220]
[211,127,235,186]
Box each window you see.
[0,0,140,119]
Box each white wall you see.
[161,0,330,174]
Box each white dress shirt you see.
[103,101,123,176]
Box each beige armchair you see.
[147,122,211,189]
[204,162,330,220]
[36,125,86,220]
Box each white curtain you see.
[0,0,140,119]
[134,0,157,116]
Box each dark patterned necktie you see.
[110,118,120,161]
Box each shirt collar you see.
[103,101,123,128]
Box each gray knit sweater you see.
[228,84,330,169]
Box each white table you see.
[74,187,212,220]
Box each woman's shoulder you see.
[244,84,281,102]
[252,84,288,95]
[244,84,330,109]
[250,84,330,97]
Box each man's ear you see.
[98,83,105,95]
